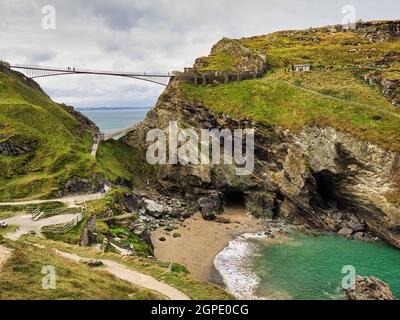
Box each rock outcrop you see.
[363,72,400,106]
[194,37,267,73]
[355,20,400,42]
[0,135,37,156]
[345,276,396,300]
[56,175,104,197]
[80,215,97,247]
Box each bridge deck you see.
[10,64,171,78]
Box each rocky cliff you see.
[124,80,400,247]
[123,20,400,248]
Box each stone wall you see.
[172,68,265,86]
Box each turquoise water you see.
[252,233,400,300]
[79,108,150,133]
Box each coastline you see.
[151,207,263,284]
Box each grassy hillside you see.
[0,242,163,300]
[182,22,400,151]
[97,140,156,186]
[27,237,233,300]
[0,67,101,200]
[0,66,148,201]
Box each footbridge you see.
[7,63,167,158]
[10,64,173,87]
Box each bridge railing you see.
[10,64,172,77]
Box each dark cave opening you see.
[310,170,347,210]
[224,190,245,208]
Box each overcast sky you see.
[0,0,399,109]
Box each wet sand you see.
[151,207,263,283]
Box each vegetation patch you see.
[97,139,157,186]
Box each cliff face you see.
[123,20,400,247]
[123,81,400,247]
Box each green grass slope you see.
[0,67,100,200]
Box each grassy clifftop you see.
[182,20,400,151]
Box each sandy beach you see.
[151,206,264,283]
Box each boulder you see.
[353,232,365,240]
[346,221,365,233]
[84,260,104,267]
[139,227,154,254]
[79,215,97,247]
[198,196,222,221]
[338,227,353,237]
[144,199,172,218]
[345,276,395,300]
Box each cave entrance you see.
[310,170,347,210]
[224,190,245,209]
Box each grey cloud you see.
[1,47,57,64]
[0,0,399,109]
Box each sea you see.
[214,231,400,300]
[78,108,150,133]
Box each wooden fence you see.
[41,207,85,234]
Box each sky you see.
[0,0,399,109]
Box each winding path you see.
[55,250,190,300]
[0,187,110,207]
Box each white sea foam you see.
[214,232,270,300]
[214,223,293,300]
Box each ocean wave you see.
[214,232,270,300]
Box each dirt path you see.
[54,250,190,300]
[2,214,79,240]
[152,207,263,282]
[0,185,111,207]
